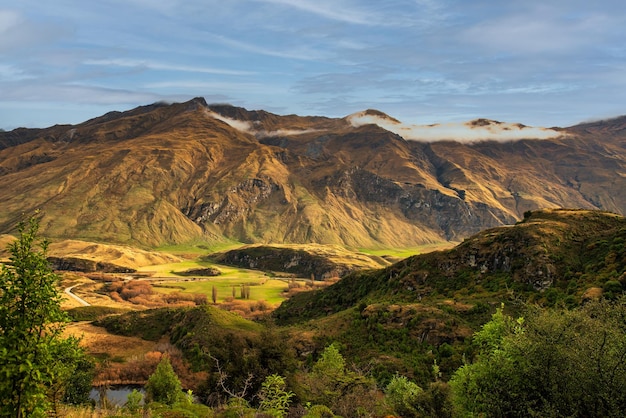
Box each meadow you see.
[137,259,299,305]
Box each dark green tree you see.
[47,337,95,415]
[450,301,626,417]
[0,216,84,417]
[145,354,183,406]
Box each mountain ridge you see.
[0,98,624,248]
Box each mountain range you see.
[0,97,624,248]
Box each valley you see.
[48,209,626,415]
[1,99,625,416]
[56,241,438,384]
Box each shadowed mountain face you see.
[0,98,624,247]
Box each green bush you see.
[385,375,423,417]
[145,355,183,406]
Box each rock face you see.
[0,98,624,248]
[47,256,136,273]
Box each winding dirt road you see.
[64,284,91,306]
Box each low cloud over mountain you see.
[347,110,564,142]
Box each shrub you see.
[145,355,183,406]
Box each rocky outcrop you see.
[212,245,385,280]
[47,256,136,273]
[176,267,221,277]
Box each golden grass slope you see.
[0,99,624,249]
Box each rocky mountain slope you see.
[0,98,624,248]
[274,209,626,324]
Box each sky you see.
[1,0,625,131]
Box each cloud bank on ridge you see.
[205,107,565,143]
[347,111,565,143]
[205,109,323,137]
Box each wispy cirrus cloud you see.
[210,33,331,61]
[0,9,69,53]
[247,0,380,25]
[84,58,255,76]
[2,0,626,130]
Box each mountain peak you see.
[346,109,401,124]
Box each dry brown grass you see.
[218,297,276,320]
[48,239,182,270]
[0,233,15,261]
[65,322,155,361]
[55,405,112,418]
[282,278,336,298]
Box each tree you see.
[0,216,83,417]
[145,354,182,406]
[258,374,294,417]
[296,343,376,415]
[312,343,345,379]
[385,374,423,417]
[450,301,626,417]
[47,337,95,415]
[124,389,143,414]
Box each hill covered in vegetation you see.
[210,243,389,280]
[92,209,626,414]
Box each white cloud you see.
[0,82,164,105]
[463,5,617,55]
[204,109,322,137]
[0,9,68,52]
[205,110,255,133]
[0,64,33,81]
[347,111,565,142]
[0,9,20,32]
[211,34,330,61]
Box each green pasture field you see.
[138,260,294,304]
[141,241,455,305]
[153,277,290,305]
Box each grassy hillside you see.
[87,208,626,410]
[269,209,626,382]
[275,209,625,322]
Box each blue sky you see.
[1,0,625,130]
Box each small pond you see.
[89,385,144,407]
